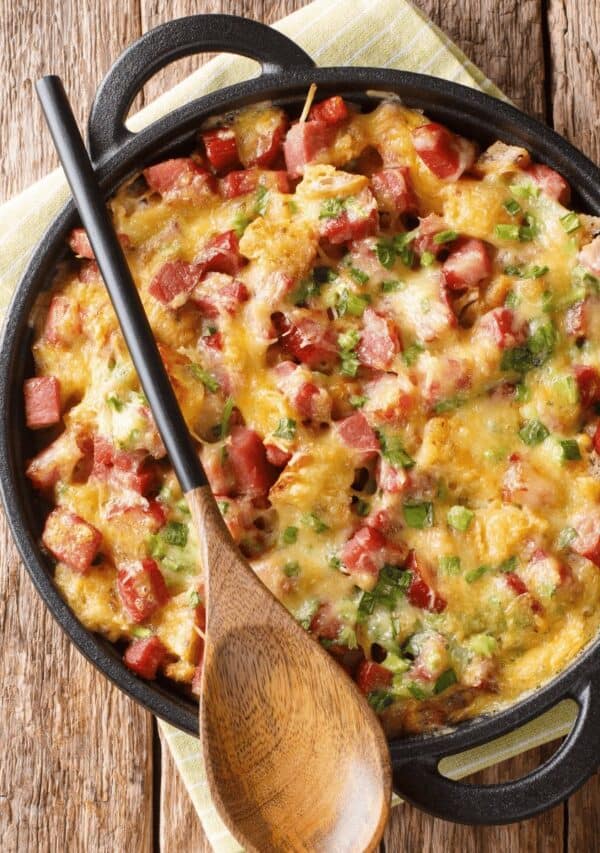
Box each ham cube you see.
[574,364,600,408]
[572,512,600,567]
[412,122,476,181]
[413,213,449,258]
[337,412,379,454]
[68,228,95,259]
[525,163,571,205]
[148,260,201,306]
[342,526,388,577]
[26,431,85,491]
[376,457,409,494]
[356,661,393,694]
[579,235,600,277]
[42,507,102,574]
[502,455,557,510]
[143,158,216,200]
[238,111,287,168]
[308,96,349,125]
[442,238,492,290]
[309,603,343,640]
[565,296,600,340]
[43,295,82,345]
[264,444,292,468]
[191,273,249,317]
[201,127,239,173]
[117,558,170,623]
[319,188,378,245]
[357,307,400,371]
[197,230,244,276]
[406,551,446,613]
[228,426,278,498]
[273,361,332,422]
[477,307,527,349]
[371,167,416,214]
[273,312,338,371]
[124,635,167,680]
[24,376,61,429]
[219,168,290,199]
[283,120,335,178]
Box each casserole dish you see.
[3,13,600,824]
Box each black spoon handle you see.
[36,75,206,493]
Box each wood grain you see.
[2,1,600,851]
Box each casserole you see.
[3,13,600,824]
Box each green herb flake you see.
[559,438,581,461]
[498,556,517,574]
[505,290,520,309]
[557,526,577,550]
[433,229,458,245]
[439,555,461,575]
[408,683,428,701]
[503,198,521,216]
[518,419,550,446]
[465,565,490,584]
[163,521,188,548]
[378,430,415,469]
[434,396,465,415]
[283,561,300,577]
[447,505,474,532]
[189,363,220,392]
[434,668,458,695]
[337,288,371,317]
[353,498,370,517]
[560,212,581,234]
[302,512,329,533]
[376,240,396,270]
[349,395,367,409]
[403,501,434,529]
[217,500,229,516]
[403,342,425,367]
[381,279,405,293]
[368,689,394,712]
[220,396,235,439]
[273,417,297,441]
[106,394,123,411]
[131,627,153,639]
[348,265,369,285]
[319,197,345,219]
[188,590,201,608]
[282,525,299,545]
[495,223,521,241]
[254,184,269,216]
[420,250,435,267]
[509,182,540,199]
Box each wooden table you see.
[1,1,599,849]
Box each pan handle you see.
[87,14,314,163]
[392,674,600,824]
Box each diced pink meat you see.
[477,307,527,349]
[525,163,571,205]
[117,558,170,623]
[309,602,343,640]
[124,635,167,680]
[370,167,416,214]
[342,526,388,576]
[272,312,338,371]
[24,376,61,429]
[574,364,600,408]
[42,507,102,574]
[201,127,239,173]
[579,236,600,277]
[274,362,332,422]
[283,121,336,177]
[144,157,216,200]
[148,260,202,306]
[412,123,476,181]
[337,412,379,454]
[26,431,85,491]
[356,660,393,694]
[502,455,557,510]
[413,213,448,258]
[308,96,349,125]
[376,457,410,493]
[572,511,600,567]
[197,230,244,276]
[406,551,447,613]
[239,112,287,168]
[356,307,400,371]
[227,426,278,498]
[264,444,292,468]
[43,295,82,345]
[191,273,249,317]
[442,238,492,290]
[319,188,378,245]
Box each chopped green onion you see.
[503,199,521,216]
[505,290,520,308]
[515,382,530,402]
[509,182,540,199]
[189,363,220,392]
[495,223,521,241]
[147,534,167,560]
[519,213,537,241]
[353,498,370,517]
[403,501,434,529]
[349,395,367,409]
[560,212,581,233]
[465,565,490,584]
[433,229,458,244]
[274,417,296,440]
[381,279,405,293]
[559,439,581,461]
[217,500,229,516]
[420,250,435,267]
[329,555,342,570]
[368,689,394,712]
[378,430,415,468]
[254,184,269,216]
[220,397,235,439]
[282,526,298,545]
[302,512,329,533]
[408,683,428,700]
[319,197,345,219]
[232,211,251,237]
[518,419,549,446]
[434,668,458,694]
[527,264,549,279]
[434,396,465,414]
[376,240,396,269]
[163,521,188,548]
[498,556,517,573]
[447,505,474,532]
[439,555,461,575]
[106,394,123,411]
[132,626,153,639]
[283,561,300,577]
[347,265,370,285]
[402,342,425,367]
[338,329,361,378]
[337,289,371,317]
[557,526,577,550]
[188,590,201,608]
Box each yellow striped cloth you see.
[0,1,580,848]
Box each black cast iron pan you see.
[2,14,600,825]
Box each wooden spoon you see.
[37,75,392,852]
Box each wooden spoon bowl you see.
[192,486,392,852]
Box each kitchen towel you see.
[0,0,580,849]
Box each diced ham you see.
[475,141,531,175]
[308,96,349,125]
[117,558,170,623]
[370,167,416,214]
[442,238,492,291]
[43,295,82,345]
[413,213,448,258]
[26,431,85,490]
[201,127,239,172]
[502,455,557,510]
[68,227,132,260]
[579,235,600,276]
[364,373,416,424]
[477,307,527,349]
[148,260,202,306]
[24,376,61,429]
[565,296,600,340]
[227,426,278,498]
[124,635,167,680]
[283,121,336,178]
[342,525,387,576]
[525,163,571,205]
[272,312,338,371]
[521,548,572,593]
[309,603,343,640]
[376,457,410,494]
[412,122,476,181]
[274,361,332,422]
[356,307,400,370]
[574,364,600,408]
[105,499,166,534]
[238,111,287,168]
[572,511,600,567]
[406,551,447,613]
[356,660,393,694]
[319,188,378,245]
[42,507,102,574]
[337,412,379,454]
[504,572,543,615]
[196,230,244,276]
[417,353,471,407]
[191,273,249,317]
[264,444,292,468]
[144,158,216,200]
[410,632,448,681]
[92,440,159,496]
[218,168,290,199]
